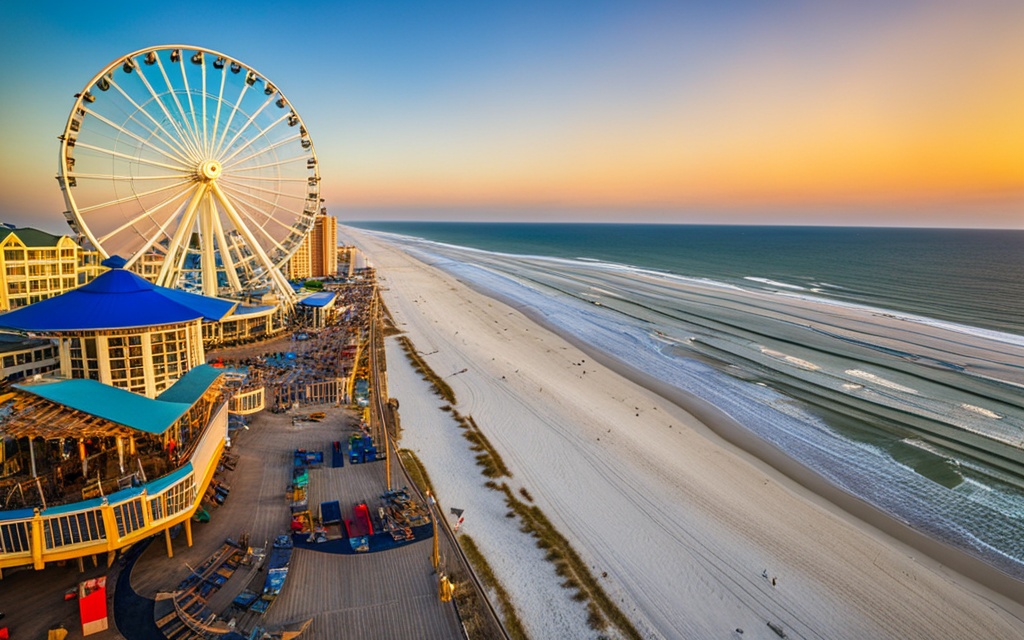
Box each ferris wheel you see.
[56,45,321,301]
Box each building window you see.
[67,336,100,381]
[108,335,147,393]
[152,328,189,389]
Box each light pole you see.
[426,490,439,570]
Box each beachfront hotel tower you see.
[0,257,235,576]
[286,210,338,280]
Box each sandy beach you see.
[347,226,1024,639]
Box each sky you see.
[0,0,1021,231]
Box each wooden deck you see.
[0,404,463,640]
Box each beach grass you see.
[397,335,457,404]
[397,334,636,636]
[398,448,437,497]
[498,483,643,640]
[459,534,530,640]
[460,414,513,478]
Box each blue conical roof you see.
[0,261,237,332]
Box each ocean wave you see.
[960,403,1002,420]
[759,347,820,370]
[845,369,919,394]
[743,276,807,290]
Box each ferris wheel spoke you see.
[126,58,203,161]
[218,188,290,254]
[217,177,305,202]
[219,185,305,236]
[96,185,194,244]
[73,173,192,181]
[75,141,191,174]
[213,80,249,159]
[210,56,228,157]
[222,130,301,169]
[82,105,193,166]
[156,183,208,287]
[103,73,199,162]
[218,173,310,182]
[211,210,244,292]
[123,192,199,270]
[218,184,312,232]
[177,52,204,155]
[215,93,276,161]
[222,153,305,173]
[218,113,294,167]
[81,107,195,167]
[153,54,204,156]
[199,54,209,154]
[209,181,293,295]
[77,177,193,214]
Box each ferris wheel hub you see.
[198,160,222,181]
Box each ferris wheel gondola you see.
[57,45,321,301]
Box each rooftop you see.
[12,364,223,436]
[0,260,237,332]
[0,226,67,247]
[298,292,336,308]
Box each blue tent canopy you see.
[0,264,237,332]
[298,292,336,308]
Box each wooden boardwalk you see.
[1,405,463,640]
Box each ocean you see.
[349,222,1024,579]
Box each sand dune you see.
[349,227,1024,639]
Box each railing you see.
[0,401,228,572]
[230,387,265,414]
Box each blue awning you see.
[298,292,336,308]
[156,364,223,405]
[15,378,192,435]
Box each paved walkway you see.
[1,405,462,640]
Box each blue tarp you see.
[320,500,341,525]
[0,266,236,331]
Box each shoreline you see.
[347,226,1024,636]
[473,277,1024,613]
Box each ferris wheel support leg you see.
[199,194,219,297]
[157,183,207,288]
[211,211,244,294]
[209,181,296,303]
